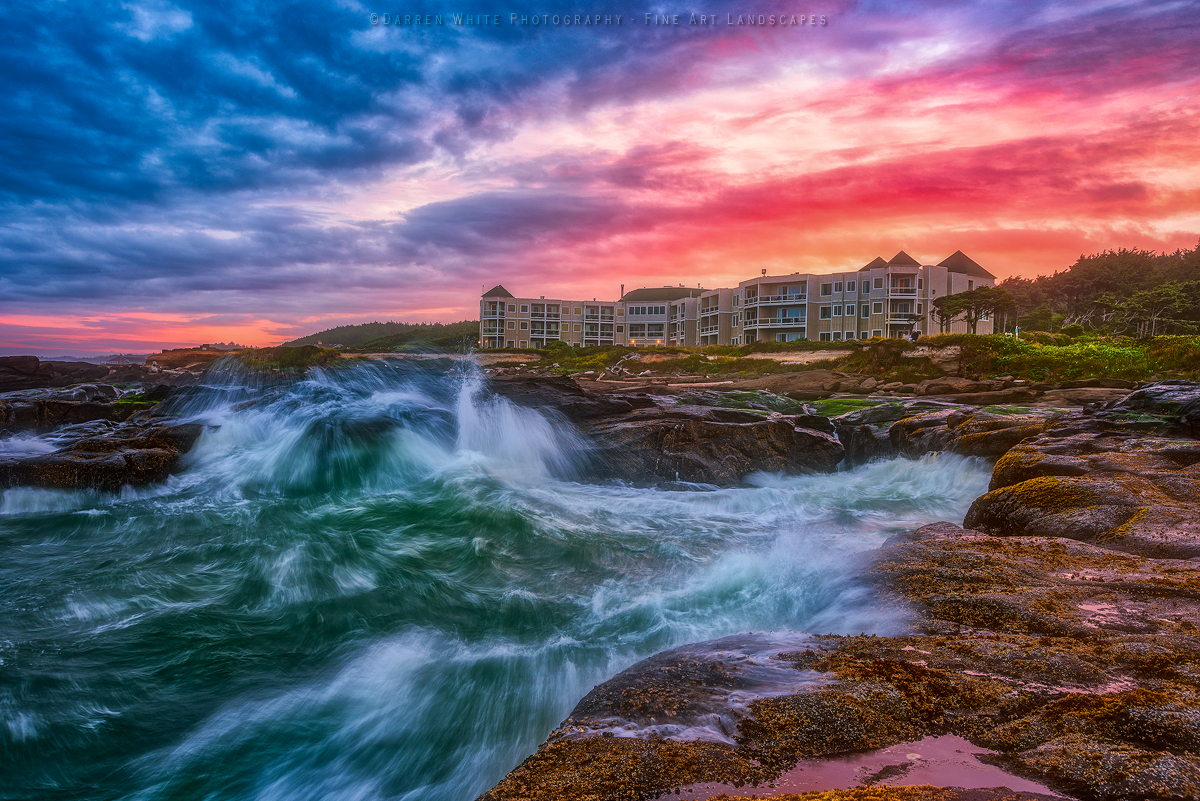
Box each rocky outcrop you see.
[964,418,1200,559]
[479,522,1200,801]
[0,422,205,492]
[584,406,845,484]
[0,355,113,391]
[494,377,844,484]
[834,401,1054,466]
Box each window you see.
[872,329,882,337]
[507,340,515,347]
[733,295,739,306]
[833,306,842,317]
[833,332,843,340]
[845,304,855,317]
[520,321,528,330]
[819,306,832,319]
[845,331,855,340]
[873,302,883,314]
[519,341,527,347]
[967,281,974,290]
[819,332,832,341]
[861,305,870,318]
[507,320,516,330]
[629,323,646,337]
[874,278,883,289]
[981,311,990,321]
[574,323,582,332]
[520,305,529,313]
[833,282,843,293]
[820,283,833,296]
[895,302,911,314]
[617,308,624,316]
[574,307,582,315]
[846,281,856,292]
[916,304,922,315]
[861,331,869,339]
[508,304,516,312]
[616,325,624,333]
[917,279,923,289]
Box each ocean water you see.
[0,359,992,801]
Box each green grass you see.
[806,398,887,417]
[230,346,345,372]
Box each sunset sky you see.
[2,0,1198,354]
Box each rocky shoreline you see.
[3,356,1199,799]
[475,379,1200,801]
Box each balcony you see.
[745,294,807,306]
[699,325,719,335]
[757,317,807,328]
[889,287,917,296]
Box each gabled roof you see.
[621,286,707,302]
[482,284,514,298]
[888,251,921,267]
[859,256,888,272]
[937,250,995,279]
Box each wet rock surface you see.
[0,422,206,492]
[479,383,1200,801]
[479,522,1200,801]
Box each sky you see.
[1,0,1198,354]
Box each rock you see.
[490,376,656,422]
[0,423,206,492]
[585,407,844,484]
[857,377,878,391]
[0,355,112,392]
[915,376,997,396]
[479,522,1200,801]
[832,400,961,465]
[1096,380,1200,437]
[964,417,1200,559]
[890,409,1053,460]
[0,398,158,433]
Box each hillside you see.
[284,320,479,351]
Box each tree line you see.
[930,240,1200,336]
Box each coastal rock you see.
[915,377,998,396]
[963,418,1200,559]
[0,422,205,492]
[1096,379,1200,436]
[585,406,845,484]
[489,376,656,422]
[0,398,159,433]
[479,523,1200,801]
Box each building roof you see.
[482,284,514,298]
[859,257,888,272]
[887,251,921,266]
[621,286,707,302]
[937,250,996,279]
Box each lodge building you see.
[479,250,995,349]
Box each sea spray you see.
[0,359,993,801]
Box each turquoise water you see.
[0,360,992,800]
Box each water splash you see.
[0,359,993,801]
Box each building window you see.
[507,321,516,330]
[507,340,515,347]
[833,282,843,293]
[833,332,842,340]
[967,281,974,291]
[874,278,883,289]
[520,321,528,330]
[574,307,582,315]
[846,281,856,293]
[872,329,883,337]
[845,304,855,317]
[861,331,869,339]
[574,323,582,332]
[819,332,832,341]
[820,283,832,296]
[872,302,883,314]
[819,306,832,319]
[617,308,624,316]
[833,306,842,317]
[519,341,527,347]
[520,305,529,313]
[508,304,516,312]
[916,304,922,315]
[981,311,990,320]
[861,305,870,318]
[845,331,855,340]
[917,279,923,289]
[616,325,624,333]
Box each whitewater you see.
[0,359,992,801]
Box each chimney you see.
[620,283,624,298]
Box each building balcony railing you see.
[889,287,917,296]
[744,294,807,306]
[482,311,506,318]
[750,317,806,328]
[699,325,719,334]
